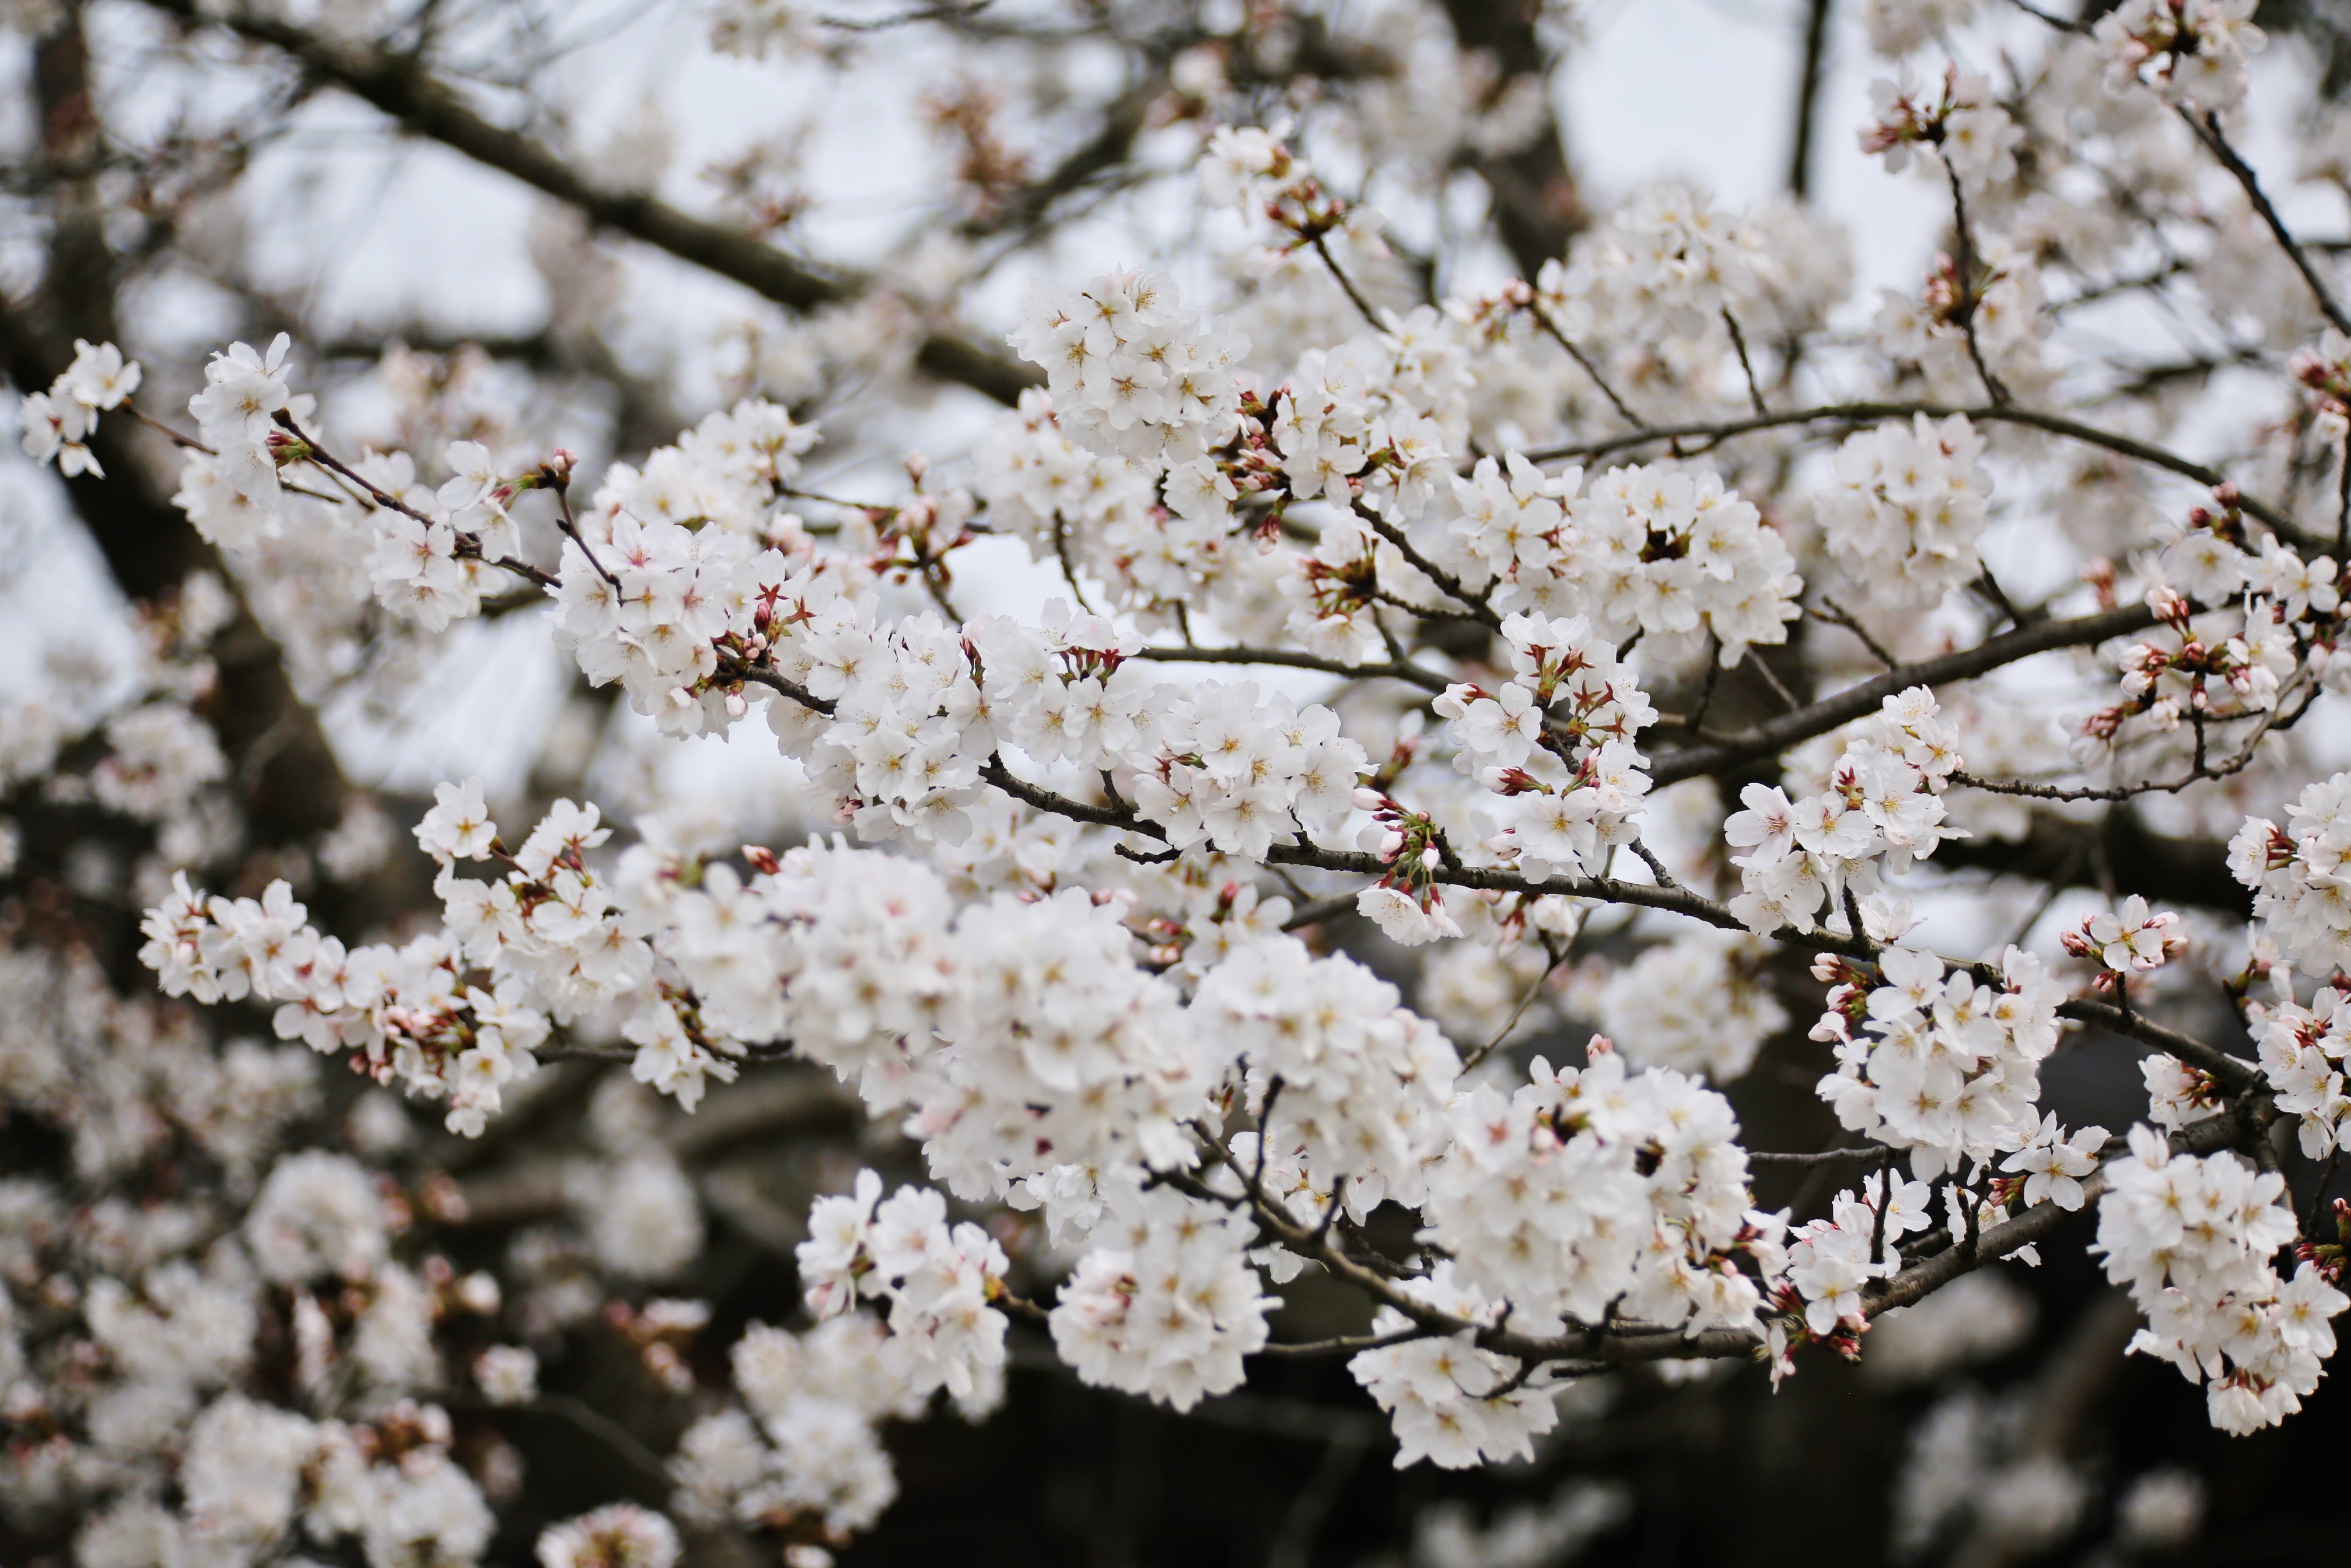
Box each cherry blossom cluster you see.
[172,334,305,550]
[1530,180,1779,350]
[1442,461,1802,667]
[1419,1041,1769,1338]
[177,337,520,632]
[972,388,1221,613]
[1145,310,1468,567]
[670,1314,923,1540]
[2002,1114,2112,1213]
[1871,247,2048,401]
[1596,929,1788,1082]
[2290,328,2351,430]
[1346,1265,1560,1469]
[653,840,1211,1212]
[1437,611,1657,878]
[1003,268,1248,471]
[1780,1191,1903,1345]
[1451,180,1848,424]
[1858,0,1981,60]
[1348,788,1475,945]
[1048,1178,1274,1411]
[2094,1128,2344,1433]
[536,1504,681,1568]
[1815,412,1993,607]
[2228,770,2351,974]
[1196,119,1384,256]
[2073,582,2310,762]
[2252,985,2351,1158]
[2060,895,2189,986]
[2094,0,2265,110]
[1129,678,1368,858]
[1725,688,1963,935]
[0,562,237,872]
[901,884,1208,1207]
[15,337,138,478]
[1276,513,1398,661]
[795,1171,1010,1412]
[1859,69,2023,188]
[580,397,819,543]
[1197,122,1316,212]
[1195,936,1460,1219]
[78,1395,499,1568]
[138,790,646,1135]
[57,1144,525,1568]
[1811,944,2066,1179]
[1440,452,1575,614]
[2149,486,2270,604]
[2144,1052,2229,1132]
[1267,318,1467,523]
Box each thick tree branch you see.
[1648,603,2158,786]
[1787,0,1834,200]
[5,7,349,845]
[1437,0,1584,276]
[139,0,1043,407]
[1521,400,2311,545]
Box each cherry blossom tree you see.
[12,0,2351,1562]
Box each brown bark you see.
[11,2,349,845]
[1436,0,1584,276]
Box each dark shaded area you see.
[1435,0,1585,277]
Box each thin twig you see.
[1310,234,1384,330]
[1811,597,1898,669]
[550,474,620,589]
[2182,107,2351,337]
[271,411,558,589]
[1750,1146,1899,1166]
[2336,425,2350,561]
[1524,296,1647,429]
[1460,942,1566,1072]
[1353,502,1501,627]
[1130,642,1451,694]
[1723,307,1769,416]
[1972,567,2022,629]
[1944,163,2014,406]
[1745,647,1800,711]
[1254,1328,1423,1358]
[1517,400,2311,549]
[120,398,215,454]
[817,0,993,29]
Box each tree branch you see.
[141,0,1042,407]
[1649,603,2158,786]
[1520,400,2311,547]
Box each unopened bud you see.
[1420,845,1441,870]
